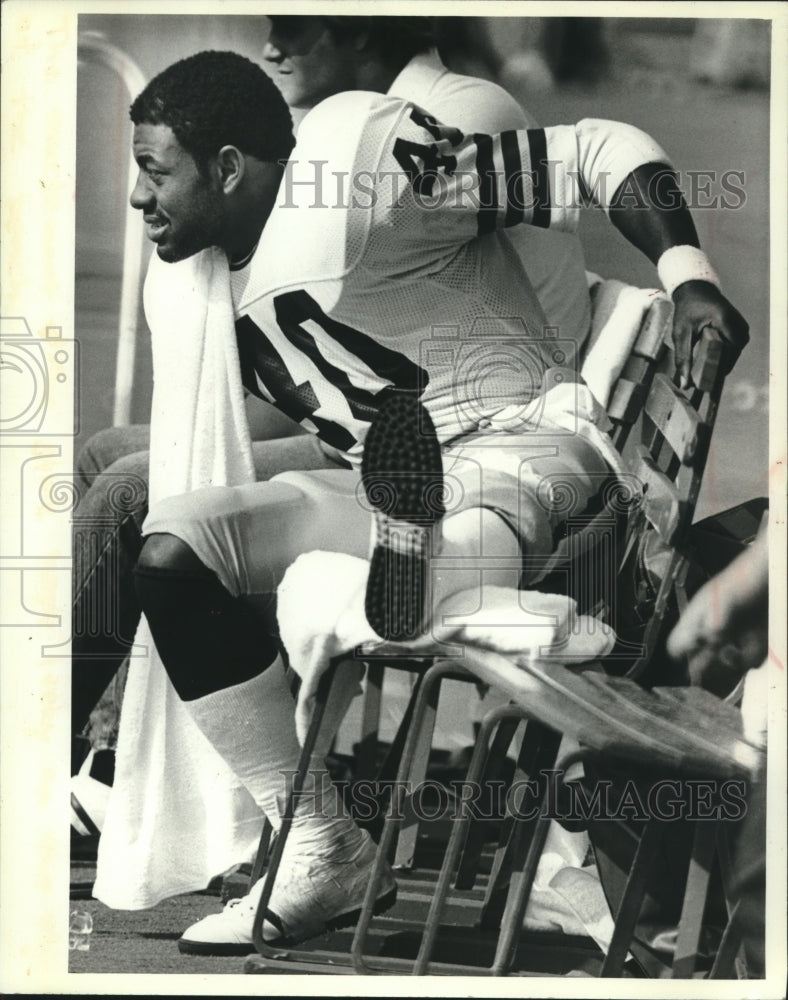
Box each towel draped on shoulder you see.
[94,249,263,909]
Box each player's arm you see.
[560,120,749,385]
[396,109,748,385]
[603,159,749,387]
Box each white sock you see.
[183,656,362,856]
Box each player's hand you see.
[666,531,767,696]
[671,280,749,389]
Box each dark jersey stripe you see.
[274,290,428,394]
[501,130,525,229]
[236,315,322,422]
[474,132,498,237]
[236,292,430,453]
[526,129,551,228]
[235,313,356,452]
[274,295,383,424]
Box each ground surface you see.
[70,861,244,975]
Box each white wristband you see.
[657,245,721,297]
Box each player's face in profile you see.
[130,123,225,263]
[262,16,357,110]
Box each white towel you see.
[276,551,615,747]
[94,249,264,909]
[145,247,255,498]
[581,273,670,409]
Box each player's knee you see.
[76,426,142,479]
[133,532,276,701]
[75,428,121,479]
[76,440,150,522]
[136,532,210,577]
[133,534,219,691]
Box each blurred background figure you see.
[668,523,769,976]
[668,523,768,703]
[541,18,611,84]
[435,16,769,95]
[435,16,610,90]
[690,19,771,89]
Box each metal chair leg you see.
[412,704,530,974]
[351,658,466,974]
[671,819,718,978]
[355,662,384,781]
[480,722,562,930]
[714,821,748,979]
[393,673,441,869]
[708,900,745,979]
[248,820,273,889]
[491,795,554,975]
[599,815,664,976]
[455,713,521,890]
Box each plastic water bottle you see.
[69,910,93,951]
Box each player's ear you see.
[216,145,244,194]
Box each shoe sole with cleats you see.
[362,391,445,643]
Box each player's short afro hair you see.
[130,50,295,168]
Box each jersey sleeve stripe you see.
[500,129,525,229]
[526,129,551,229]
[474,132,498,237]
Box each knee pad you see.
[134,534,279,700]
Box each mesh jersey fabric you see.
[233,90,670,468]
[389,49,592,350]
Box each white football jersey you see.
[231,91,669,466]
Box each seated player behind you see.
[122,51,747,954]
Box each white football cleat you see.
[178,828,396,956]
